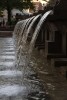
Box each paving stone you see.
[0,70,22,77]
[0,52,15,55]
[0,55,15,60]
[0,61,15,67]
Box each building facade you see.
[32,0,47,12]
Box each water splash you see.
[15,17,35,68]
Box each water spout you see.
[18,16,35,46]
[29,10,53,54]
[22,14,41,45]
[15,16,35,68]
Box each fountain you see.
[12,10,54,80]
[14,16,35,67]
[22,14,41,45]
[29,10,53,54]
[12,10,54,70]
[13,20,24,47]
[10,0,67,100]
[16,14,41,64]
[17,16,35,47]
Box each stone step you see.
[54,58,67,67]
[0,31,13,37]
[47,41,62,54]
[0,61,15,67]
[35,44,45,50]
[0,37,47,100]
[0,70,22,77]
[0,84,26,97]
[0,51,15,55]
[0,46,15,51]
[0,50,15,52]
[47,53,66,59]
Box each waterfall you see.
[22,14,41,45]
[15,19,29,67]
[29,10,53,54]
[13,20,24,47]
[13,10,53,70]
[16,16,35,48]
[15,16,35,67]
[19,16,35,46]
[17,19,29,47]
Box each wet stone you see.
[1,51,15,55]
[0,61,15,67]
[0,47,14,50]
[27,73,39,80]
[28,96,40,100]
[0,55,15,60]
[0,46,13,48]
[0,70,22,77]
[0,37,50,100]
[1,50,15,52]
[0,85,27,97]
[27,91,46,100]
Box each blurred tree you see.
[0,0,34,25]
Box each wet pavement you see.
[0,37,50,100]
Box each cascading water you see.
[15,17,34,49]
[15,16,35,68]
[13,20,24,47]
[12,10,56,100]
[13,10,53,73]
[22,14,41,45]
[16,14,41,69]
[17,10,53,77]
[14,19,29,67]
[17,16,35,58]
[11,9,67,100]
[18,16,35,47]
[13,20,24,67]
[28,10,53,54]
